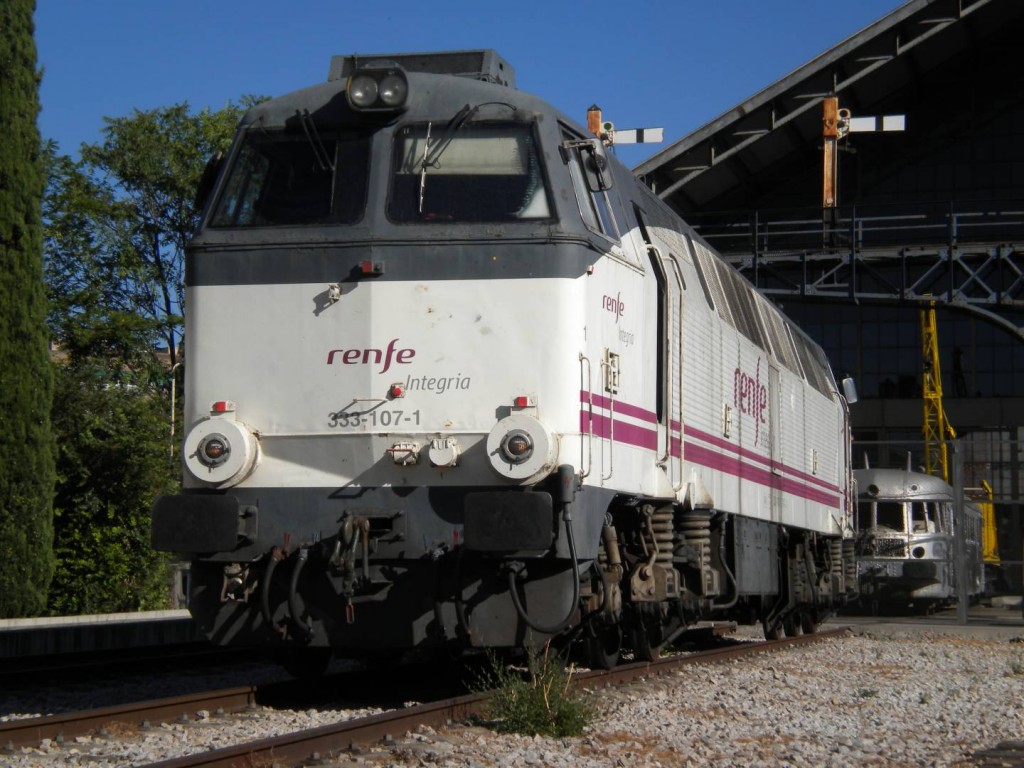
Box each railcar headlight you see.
[346,64,409,112]
[486,414,558,484]
[348,74,379,108]
[183,418,260,488]
[500,430,534,464]
[197,434,230,467]
[378,74,408,107]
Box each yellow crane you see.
[920,302,1000,568]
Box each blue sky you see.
[35,1,902,168]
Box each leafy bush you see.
[473,643,593,738]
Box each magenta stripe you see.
[685,425,839,495]
[685,444,841,507]
[581,390,682,436]
[582,411,659,451]
[579,389,842,507]
[583,391,658,424]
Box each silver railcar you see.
[854,466,984,612]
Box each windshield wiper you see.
[417,121,433,215]
[296,109,335,172]
[416,102,516,215]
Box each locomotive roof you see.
[854,467,955,501]
[327,50,515,88]
[234,53,562,135]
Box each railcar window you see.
[716,260,767,349]
[857,501,874,531]
[566,152,600,232]
[389,123,551,222]
[757,297,803,375]
[910,501,935,532]
[687,238,716,310]
[563,136,620,241]
[876,501,906,531]
[210,132,368,227]
[792,333,833,398]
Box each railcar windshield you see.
[209,131,370,227]
[858,500,907,532]
[910,501,938,532]
[388,122,551,222]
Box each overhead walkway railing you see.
[690,200,1024,329]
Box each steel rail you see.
[143,627,851,768]
[576,626,850,689]
[0,686,257,750]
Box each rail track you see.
[2,628,849,767]
[0,687,258,751]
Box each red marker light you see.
[211,400,236,414]
[389,383,405,398]
[513,395,533,408]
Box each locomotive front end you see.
[151,52,602,666]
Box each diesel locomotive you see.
[152,50,858,672]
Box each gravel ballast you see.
[4,627,1024,767]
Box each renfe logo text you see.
[602,293,625,323]
[734,358,768,444]
[326,339,415,374]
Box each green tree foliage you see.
[51,103,246,369]
[42,101,246,613]
[0,0,57,617]
[48,364,174,613]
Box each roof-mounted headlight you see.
[346,64,409,112]
[378,73,408,107]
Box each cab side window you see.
[562,133,620,242]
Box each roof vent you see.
[328,49,514,88]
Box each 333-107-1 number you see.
[327,409,421,428]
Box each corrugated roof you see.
[635,0,1023,214]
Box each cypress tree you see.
[0,0,57,617]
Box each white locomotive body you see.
[152,51,857,670]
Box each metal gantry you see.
[690,201,1024,338]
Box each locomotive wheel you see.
[630,618,665,662]
[800,611,817,634]
[583,621,622,670]
[762,618,783,640]
[782,613,803,637]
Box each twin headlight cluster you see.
[183,410,557,488]
[346,63,409,112]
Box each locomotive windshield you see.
[388,122,551,222]
[210,131,370,227]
